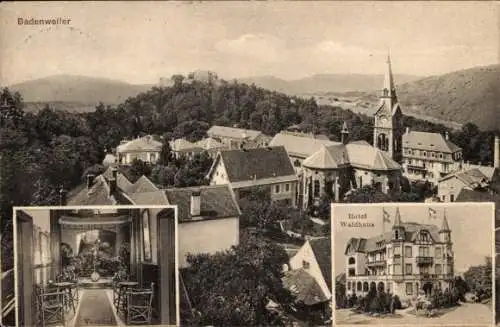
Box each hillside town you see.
[1,47,500,325]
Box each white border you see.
[331,201,496,327]
[13,205,180,327]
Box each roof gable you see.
[207,125,262,140]
[218,146,296,183]
[302,144,349,169]
[309,238,332,291]
[269,132,338,158]
[403,131,461,153]
[282,269,329,305]
[164,185,241,222]
[117,135,162,153]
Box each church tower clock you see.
[373,53,404,163]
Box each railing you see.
[1,268,15,320]
[416,256,434,265]
[366,260,386,267]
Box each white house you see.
[116,135,162,165]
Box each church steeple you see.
[373,52,404,163]
[382,52,396,99]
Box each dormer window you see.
[302,260,310,269]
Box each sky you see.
[333,203,494,276]
[0,1,498,85]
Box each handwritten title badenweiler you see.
[18,17,71,25]
[340,213,375,228]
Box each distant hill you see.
[8,75,153,107]
[238,73,422,94]
[395,65,500,131]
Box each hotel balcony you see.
[366,260,386,267]
[416,256,433,265]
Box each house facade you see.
[117,135,163,165]
[402,129,463,184]
[206,146,298,206]
[344,208,454,301]
[169,138,204,159]
[287,238,332,303]
[438,135,500,202]
[206,125,271,150]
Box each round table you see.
[52,281,77,313]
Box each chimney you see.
[494,136,500,169]
[109,177,117,196]
[59,187,67,206]
[445,131,449,141]
[406,127,410,135]
[190,189,201,217]
[86,174,95,190]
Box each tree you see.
[238,187,289,230]
[129,158,152,181]
[158,139,173,165]
[344,185,392,203]
[182,234,293,326]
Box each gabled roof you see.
[309,238,332,291]
[439,167,493,189]
[164,185,241,222]
[302,142,401,171]
[211,146,296,183]
[346,222,441,253]
[302,144,349,170]
[116,135,162,153]
[170,138,202,152]
[269,132,338,158]
[206,125,262,140]
[345,142,401,171]
[403,131,461,153]
[66,175,117,206]
[195,137,226,150]
[282,269,329,306]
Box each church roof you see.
[403,131,461,153]
[269,131,338,158]
[302,141,401,171]
[302,144,349,169]
[345,142,401,171]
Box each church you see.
[296,55,405,208]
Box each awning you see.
[59,215,131,230]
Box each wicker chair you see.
[126,282,155,324]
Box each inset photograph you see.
[14,205,178,327]
[333,203,494,326]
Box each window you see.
[387,247,392,257]
[357,282,362,291]
[294,159,301,167]
[393,264,401,275]
[419,246,430,257]
[313,180,320,197]
[435,264,442,275]
[406,282,413,295]
[435,248,442,258]
[302,260,310,269]
[405,264,412,275]
[347,282,351,290]
[450,194,454,202]
[405,246,412,258]
[348,268,355,276]
[275,185,280,193]
[142,210,152,262]
[285,183,290,192]
[363,282,369,292]
[393,245,401,255]
[348,257,356,265]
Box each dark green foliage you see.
[128,158,152,181]
[463,257,492,301]
[181,233,293,326]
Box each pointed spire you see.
[341,121,350,144]
[383,51,396,98]
[440,209,450,232]
[392,207,402,228]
